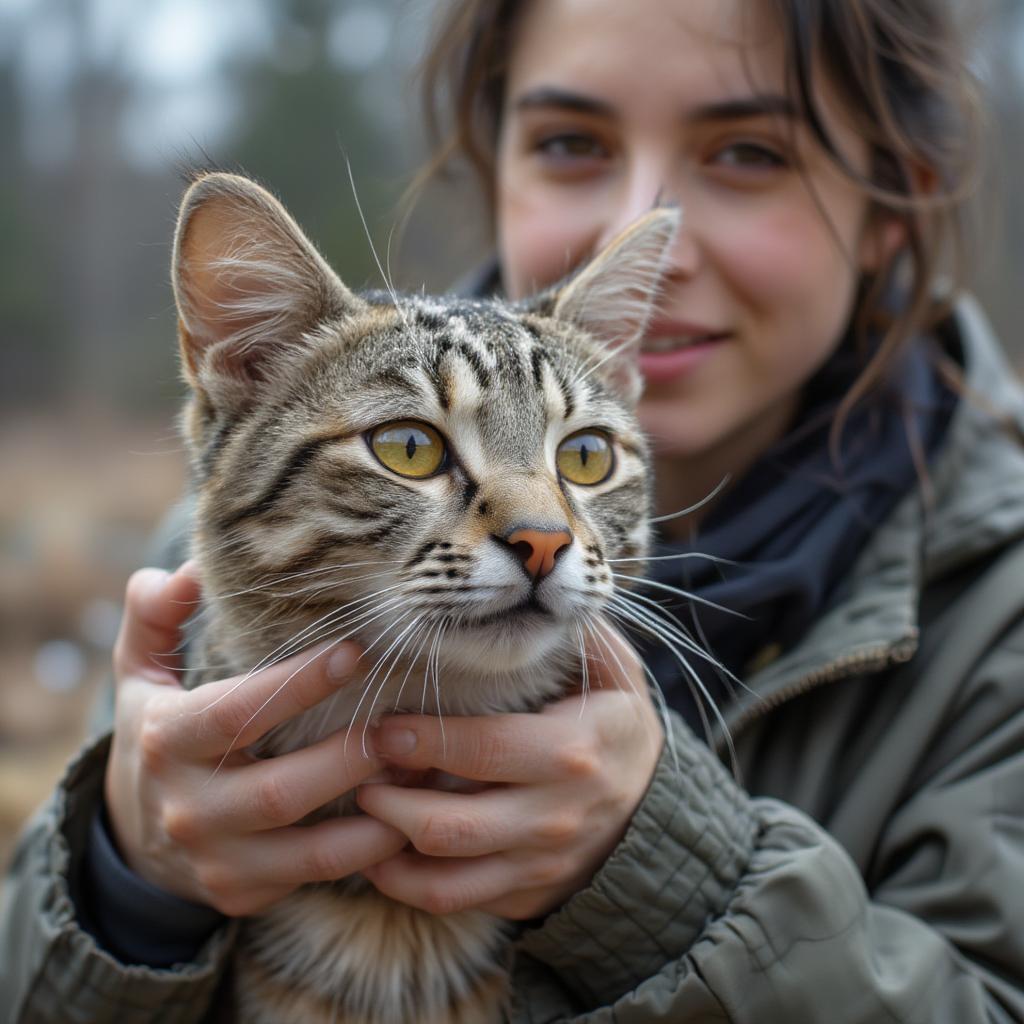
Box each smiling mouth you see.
[640,332,730,353]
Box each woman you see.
[3,1,1024,1020]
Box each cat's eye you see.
[557,430,614,486]
[369,421,446,479]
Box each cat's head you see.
[172,173,677,704]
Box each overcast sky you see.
[0,0,428,169]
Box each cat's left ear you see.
[525,206,680,404]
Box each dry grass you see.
[0,411,185,865]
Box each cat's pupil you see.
[405,435,416,461]
[580,444,589,467]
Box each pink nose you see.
[505,527,573,580]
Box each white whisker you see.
[390,620,432,714]
[606,552,740,567]
[217,559,403,601]
[199,584,411,711]
[354,614,427,756]
[429,617,451,758]
[605,597,738,774]
[574,620,590,716]
[585,614,678,766]
[648,476,731,524]
[611,572,750,619]
[202,598,412,780]
[205,632,362,782]
[610,590,742,686]
[345,157,410,331]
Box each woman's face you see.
[496,0,886,492]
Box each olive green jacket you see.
[3,299,1024,1022]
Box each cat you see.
[172,172,680,1024]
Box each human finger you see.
[189,731,389,834]
[113,562,202,683]
[234,815,408,890]
[363,848,559,918]
[192,813,409,917]
[162,640,363,758]
[356,783,571,859]
[370,712,601,785]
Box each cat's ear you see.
[173,172,361,395]
[527,206,680,403]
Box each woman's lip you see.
[638,336,728,384]
[645,318,728,340]
[640,332,730,353]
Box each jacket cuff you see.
[8,731,237,1023]
[514,713,756,1009]
[85,803,227,968]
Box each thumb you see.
[113,561,202,684]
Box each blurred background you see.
[1,0,1023,863]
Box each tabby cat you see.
[172,173,680,1024]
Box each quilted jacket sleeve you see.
[509,625,1024,1023]
[0,733,237,1024]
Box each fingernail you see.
[177,560,200,583]
[376,726,417,756]
[140,568,171,601]
[327,644,358,682]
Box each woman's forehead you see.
[502,0,865,166]
[505,0,788,107]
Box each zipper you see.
[722,631,920,745]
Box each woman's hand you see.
[104,562,407,916]
[357,631,663,920]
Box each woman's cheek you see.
[717,209,857,355]
[499,184,600,298]
[718,208,822,309]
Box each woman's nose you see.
[597,172,701,278]
[663,212,702,279]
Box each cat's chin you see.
[441,614,572,674]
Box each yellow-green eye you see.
[557,430,614,486]
[370,421,446,479]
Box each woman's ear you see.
[859,162,937,273]
[859,211,907,274]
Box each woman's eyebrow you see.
[511,88,798,125]
[512,86,614,118]
[688,94,798,123]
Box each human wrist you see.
[514,713,756,1007]
[82,801,227,968]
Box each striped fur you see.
[172,173,677,1024]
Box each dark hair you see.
[416,0,986,442]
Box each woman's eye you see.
[557,430,614,486]
[712,141,787,170]
[369,421,446,479]
[535,132,609,163]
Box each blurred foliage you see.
[0,0,437,419]
[226,3,401,287]
[0,0,1021,423]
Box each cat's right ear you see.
[519,206,680,405]
[173,172,362,402]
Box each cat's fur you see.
[172,173,678,1024]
